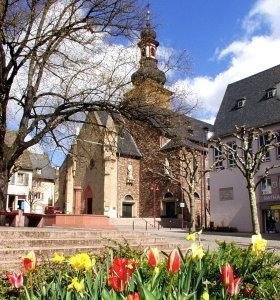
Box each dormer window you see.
[266,88,276,99]
[236,98,246,108]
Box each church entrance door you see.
[86,198,93,214]
[165,201,176,218]
[84,186,93,214]
[122,203,133,218]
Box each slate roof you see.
[157,114,213,151]
[29,153,56,180]
[5,131,56,180]
[96,110,212,155]
[117,129,142,158]
[214,64,280,137]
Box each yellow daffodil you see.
[186,232,196,241]
[190,243,204,260]
[68,253,94,271]
[200,290,210,300]
[68,277,84,294]
[51,253,65,264]
[251,234,267,256]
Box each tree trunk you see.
[247,179,261,234]
[0,166,9,225]
[0,168,9,211]
[189,192,196,232]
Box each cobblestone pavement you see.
[0,226,279,252]
[147,228,280,252]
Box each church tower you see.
[124,9,173,109]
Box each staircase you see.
[0,227,186,271]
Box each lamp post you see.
[202,127,210,228]
[150,183,159,227]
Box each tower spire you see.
[146,1,151,27]
[131,3,166,86]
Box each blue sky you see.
[151,0,255,76]
[148,0,280,124]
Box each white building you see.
[210,65,280,233]
[7,150,56,214]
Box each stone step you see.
[0,242,186,267]
[0,244,189,272]
[0,242,180,257]
[0,236,166,249]
[0,229,150,239]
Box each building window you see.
[213,146,223,170]
[207,177,210,190]
[277,133,280,159]
[260,178,272,195]
[17,173,29,186]
[236,98,246,108]
[259,134,270,161]
[227,142,237,168]
[9,174,15,185]
[266,88,276,99]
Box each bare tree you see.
[0,0,147,210]
[212,126,280,234]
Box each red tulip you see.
[22,251,36,271]
[227,277,242,296]
[167,249,180,273]
[127,292,141,300]
[146,247,160,267]
[221,263,234,286]
[108,258,137,292]
[6,271,24,289]
[241,286,255,297]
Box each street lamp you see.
[150,183,159,227]
[202,127,210,228]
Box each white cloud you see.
[174,0,280,123]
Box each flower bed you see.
[0,233,279,299]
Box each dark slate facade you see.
[214,64,280,137]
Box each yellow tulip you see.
[68,277,84,294]
[251,234,267,256]
[190,243,204,260]
[69,253,94,271]
[51,253,65,264]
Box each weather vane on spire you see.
[146,1,151,26]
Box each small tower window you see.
[150,46,156,58]
[145,44,156,58]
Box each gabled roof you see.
[117,129,142,158]
[5,131,56,179]
[214,64,280,137]
[29,153,56,180]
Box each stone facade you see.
[58,21,212,228]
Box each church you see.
[58,20,212,228]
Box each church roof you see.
[117,129,142,158]
[160,115,213,151]
[214,64,280,137]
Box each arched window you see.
[124,195,134,202]
[122,195,134,218]
[194,192,200,199]
[164,192,173,199]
